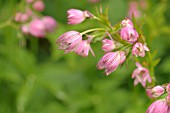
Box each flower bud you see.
[166,84,170,93]
[132,42,149,57]
[152,86,164,98]
[33,0,45,12]
[42,16,57,32]
[21,25,30,34]
[102,39,115,52]
[121,18,133,28]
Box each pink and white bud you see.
[166,84,170,93]
[29,19,46,38]
[67,9,91,25]
[152,85,164,98]
[146,99,169,113]
[97,51,126,75]
[128,1,141,18]
[26,0,34,3]
[132,42,149,57]
[166,94,170,106]
[42,16,57,32]
[21,25,30,34]
[120,26,139,44]
[132,62,152,87]
[121,18,134,28]
[56,31,82,53]
[102,39,115,52]
[75,40,94,57]
[33,0,45,12]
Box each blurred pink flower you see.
[21,25,30,34]
[75,40,94,57]
[26,0,34,3]
[33,0,45,12]
[15,12,29,22]
[67,9,91,25]
[42,16,57,32]
[56,31,82,53]
[132,42,149,57]
[146,88,154,98]
[29,19,46,38]
[152,85,165,98]
[97,51,126,75]
[146,99,169,113]
[132,62,151,87]
[120,26,139,44]
[102,39,115,52]
[88,0,100,3]
[166,84,170,93]
[128,1,141,18]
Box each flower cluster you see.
[14,0,57,38]
[146,84,170,113]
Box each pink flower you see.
[166,94,170,106]
[121,18,134,28]
[75,40,94,57]
[33,0,45,12]
[132,62,151,87]
[120,26,139,44]
[26,0,34,3]
[88,0,100,3]
[128,1,141,18]
[97,51,126,75]
[14,12,29,22]
[67,9,91,25]
[29,19,46,38]
[42,16,57,32]
[166,84,170,93]
[146,88,154,98]
[152,85,165,98]
[102,39,115,52]
[56,31,82,53]
[146,99,169,113]
[21,25,30,34]
[132,42,149,57]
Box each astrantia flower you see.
[146,99,169,113]
[132,42,149,57]
[152,85,165,98]
[42,16,57,32]
[102,39,115,52]
[132,62,151,87]
[75,40,94,57]
[120,26,139,44]
[97,51,126,75]
[56,31,82,53]
[67,9,91,25]
[29,19,46,38]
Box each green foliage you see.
[0,0,169,113]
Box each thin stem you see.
[81,28,106,35]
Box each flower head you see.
[121,18,134,28]
[29,19,46,38]
[166,84,170,93]
[146,99,169,113]
[152,85,165,98]
[75,40,94,57]
[56,31,82,53]
[132,62,151,87]
[67,9,91,25]
[33,0,45,12]
[120,26,139,44]
[42,16,57,32]
[132,42,149,57]
[102,39,115,52]
[97,51,126,75]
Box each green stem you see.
[81,28,106,35]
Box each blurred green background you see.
[0,0,170,113]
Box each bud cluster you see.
[14,0,57,38]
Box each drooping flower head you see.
[33,0,45,12]
[56,31,82,53]
[29,19,46,38]
[42,16,57,32]
[67,9,91,25]
[132,62,151,87]
[102,39,115,52]
[152,85,165,98]
[146,99,169,113]
[75,40,94,57]
[97,51,126,75]
[132,42,149,57]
